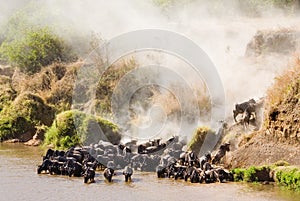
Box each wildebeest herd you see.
[37,136,232,184]
[37,97,262,184]
[156,142,233,183]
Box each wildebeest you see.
[190,168,201,183]
[199,152,212,170]
[37,159,53,174]
[212,143,230,165]
[123,166,133,182]
[184,151,198,167]
[233,98,256,123]
[215,168,234,182]
[103,167,114,182]
[156,165,168,178]
[83,167,95,183]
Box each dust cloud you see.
[1,0,300,142]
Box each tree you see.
[0,27,76,74]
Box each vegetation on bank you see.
[0,92,55,141]
[187,126,215,155]
[262,57,300,144]
[0,27,77,74]
[276,167,300,191]
[230,162,300,191]
[43,110,121,150]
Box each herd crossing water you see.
[0,143,298,201]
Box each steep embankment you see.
[229,58,300,168]
[0,62,81,143]
[0,59,136,146]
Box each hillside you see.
[228,58,300,168]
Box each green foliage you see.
[0,92,55,141]
[249,166,272,182]
[0,27,76,74]
[0,76,16,112]
[187,126,214,154]
[244,166,259,182]
[231,164,300,191]
[43,110,121,150]
[0,116,33,141]
[12,92,55,126]
[230,168,245,181]
[276,168,300,191]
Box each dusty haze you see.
[1,0,300,142]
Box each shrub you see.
[231,166,273,182]
[231,165,300,191]
[243,166,259,182]
[0,116,33,141]
[0,27,76,74]
[276,168,300,191]
[43,110,121,150]
[0,92,55,141]
[230,168,245,181]
[0,76,16,112]
[187,126,215,155]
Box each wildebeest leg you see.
[233,110,238,122]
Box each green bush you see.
[244,166,260,182]
[43,110,121,150]
[0,76,16,112]
[0,116,33,141]
[0,27,76,74]
[187,126,214,155]
[231,165,300,191]
[231,166,273,182]
[231,168,245,181]
[0,92,55,141]
[276,168,300,191]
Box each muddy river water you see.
[0,143,299,201]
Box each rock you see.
[0,65,15,77]
[245,29,300,57]
[4,139,21,143]
[24,138,41,146]
[24,127,45,146]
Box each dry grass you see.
[266,56,300,108]
[10,61,82,112]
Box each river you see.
[0,143,299,201]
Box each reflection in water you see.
[0,143,299,201]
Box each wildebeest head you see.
[205,152,212,161]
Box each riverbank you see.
[231,163,300,192]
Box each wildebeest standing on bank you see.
[212,143,230,165]
[233,98,256,123]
